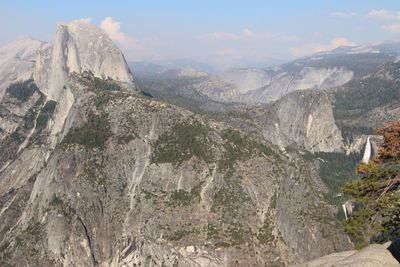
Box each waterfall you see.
[362,136,371,163]
[342,204,348,221]
[342,201,353,221]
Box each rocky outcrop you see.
[293,242,399,267]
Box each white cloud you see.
[290,37,356,57]
[99,17,167,61]
[100,17,134,45]
[331,11,357,18]
[382,23,400,33]
[364,10,400,33]
[365,9,400,20]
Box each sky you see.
[1,0,400,68]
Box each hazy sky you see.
[1,0,400,67]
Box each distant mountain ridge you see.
[0,37,49,100]
[129,59,217,76]
[200,42,400,103]
[133,42,400,104]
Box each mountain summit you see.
[34,20,134,100]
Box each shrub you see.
[36,100,57,130]
[63,112,111,149]
[219,129,276,170]
[80,71,121,91]
[6,80,38,102]
[151,120,213,166]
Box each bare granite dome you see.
[34,20,133,100]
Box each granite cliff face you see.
[218,90,344,153]
[34,20,134,101]
[262,90,344,152]
[0,21,353,266]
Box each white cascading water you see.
[342,204,348,221]
[362,136,371,163]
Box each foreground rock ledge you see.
[293,242,399,267]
